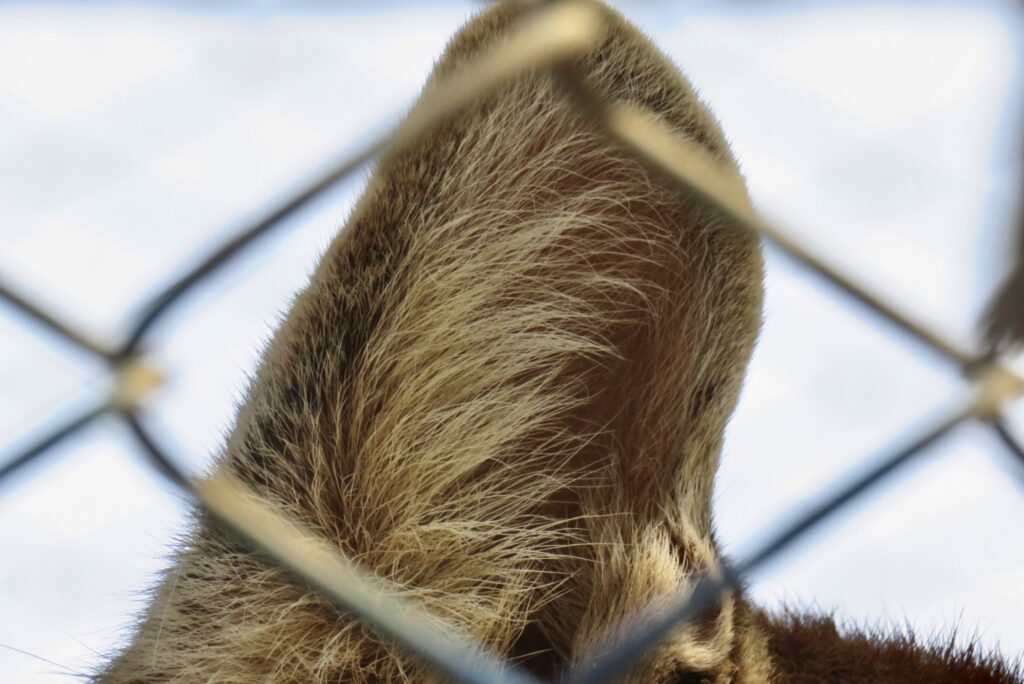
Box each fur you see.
[96,2,1021,682]
[761,610,1022,684]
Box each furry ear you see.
[97,3,767,682]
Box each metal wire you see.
[2,1,1023,682]
[0,402,110,488]
[0,277,117,361]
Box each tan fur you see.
[96,3,1020,683]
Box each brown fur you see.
[761,610,1022,684]
[96,3,1021,682]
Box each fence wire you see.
[2,1,1023,683]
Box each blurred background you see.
[2,0,1024,681]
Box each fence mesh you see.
[2,1,1023,682]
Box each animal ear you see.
[97,3,766,682]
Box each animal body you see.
[98,2,1022,682]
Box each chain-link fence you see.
[2,1,1023,682]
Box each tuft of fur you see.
[95,3,1020,683]
[761,609,1023,684]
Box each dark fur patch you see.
[762,609,1023,683]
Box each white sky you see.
[1,1,1023,681]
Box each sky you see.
[1,0,1023,681]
